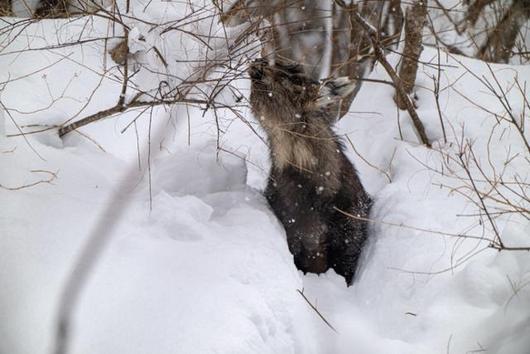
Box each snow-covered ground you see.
[1,2,529,354]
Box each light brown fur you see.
[250,63,343,194]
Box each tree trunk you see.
[395,0,427,110]
[465,0,495,28]
[381,0,403,48]
[330,1,402,118]
[478,0,530,63]
[0,0,11,16]
[274,0,329,80]
[330,3,350,77]
[329,4,360,118]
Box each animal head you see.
[249,58,356,121]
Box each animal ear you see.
[315,77,356,108]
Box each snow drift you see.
[1,1,529,353]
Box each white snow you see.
[1,2,529,354]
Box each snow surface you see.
[1,2,530,354]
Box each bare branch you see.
[335,0,431,147]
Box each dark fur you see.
[249,59,372,285]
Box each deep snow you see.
[1,2,530,354]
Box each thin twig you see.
[0,170,58,190]
[296,289,338,333]
[345,135,391,182]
